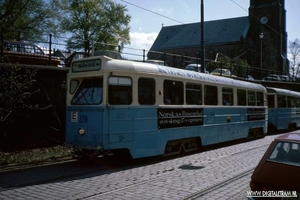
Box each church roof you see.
[149,16,249,51]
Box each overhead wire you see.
[121,0,293,44]
[120,0,185,25]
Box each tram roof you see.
[267,87,300,97]
[69,56,266,91]
[105,57,266,91]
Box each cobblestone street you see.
[0,133,284,200]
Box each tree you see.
[289,39,300,78]
[209,52,251,78]
[57,0,131,53]
[0,0,59,41]
[0,64,38,139]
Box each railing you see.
[0,34,295,82]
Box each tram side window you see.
[71,78,103,105]
[222,88,233,106]
[290,97,296,108]
[287,96,292,108]
[138,78,155,105]
[204,85,218,105]
[257,92,264,106]
[108,77,132,105]
[163,80,183,105]
[277,95,286,108]
[248,91,256,106]
[186,83,202,105]
[267,95,275,108]
[237,89,246,106]
[297,98,300,108]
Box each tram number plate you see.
[79,115,88,123]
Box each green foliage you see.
[1,0,131,51]
[0,0,59,41]
[56,0,131,52]
[0,64,38,128]
[207,55,251,77]
[0,145,71,166]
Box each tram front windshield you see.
[71,78,103,105]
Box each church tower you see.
[248,0,288,76]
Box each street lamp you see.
[260,32,264,79]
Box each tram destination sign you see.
[157,108,203,129]
[72,59,102,72]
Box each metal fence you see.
[0,34,295,82]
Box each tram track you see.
[67,137,275,200]
[183,168,254,200]
[0,134,281,200]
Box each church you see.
[148,0,289,79]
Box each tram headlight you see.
[78,127,85,136]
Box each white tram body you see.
[65,56,268,159]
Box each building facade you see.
[148,0,289,79]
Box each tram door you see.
[66,78,104,147]
[107,76,134,144]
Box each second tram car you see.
[65,56,268,159]
[266,87,300,131]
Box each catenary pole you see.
[200,0,205,73]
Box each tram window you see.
[71,78,103,105]
[163,80,183,105]
[297,98,300,108]
[70,79,79,94]
[138,78,155,105]
[290,97,296,108]
[222,88,233,106]
[287,96,292,108]
[204,85,218,105]
[237,89,246,106]
[248,91,255,106]
[186,83,202,105]
[267,95,275,108]
[257,92,264,106]
[108,76,132,105]
[278,95,286,108]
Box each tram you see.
[65,56,268,159]
[266,87,300,131]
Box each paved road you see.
[0,132,285,200]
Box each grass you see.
[0,145,72,166]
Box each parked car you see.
[185,64,208,73]
[278,75,290,82]
[185,64,201,72]
[262,74,281,81]
[210,68,236,77]
[2,40,60,66]
[242,75,255,81]
[249,132,300,199]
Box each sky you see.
[114,0,300,60]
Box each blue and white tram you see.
[266,87,300,131]
[65,56,268,159]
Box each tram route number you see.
[71,111,88,123]
[79,115,88,123]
